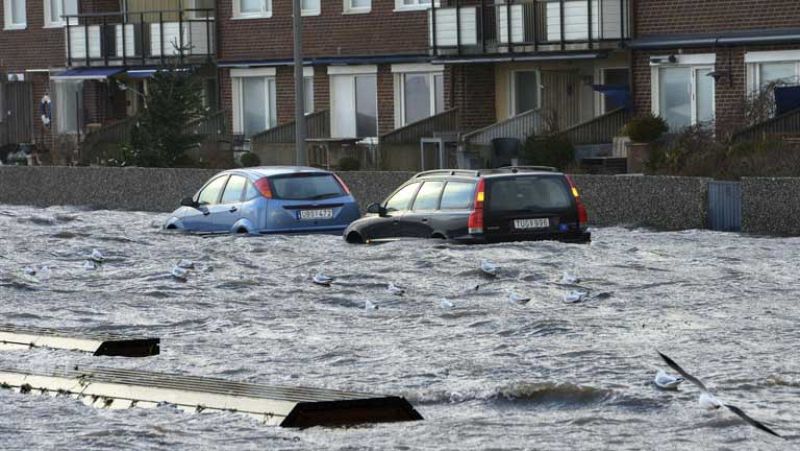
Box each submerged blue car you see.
[164,166,360,235]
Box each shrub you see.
[240,152,261,167]
[337,156,360,171]
[522,134,575,170]
[623,114,669,143]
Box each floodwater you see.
[0,205,798,450]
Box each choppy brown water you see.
[0,205,797,450]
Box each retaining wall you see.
[741,177,800,236]
[571,175,712,230]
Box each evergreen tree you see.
[129,66,206,167]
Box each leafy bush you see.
[240,152,261,167]
[337,156,361,171]
[623,114,668,143]
[522,134,575,170]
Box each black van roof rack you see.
[414,169,481,178]
[495,165,558,173]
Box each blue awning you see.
[51,67,125,81]
[126,69,157,79]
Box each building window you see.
[396,0,432,11]
[510,70,540,116]
[652,65,715,130]
[599,68,629,114]
[302,0,320,16]
[392,65,444,127]
[304,75,314,114]
[329,66,377,138]
[54,79,83,134]
[233,0,271,19]
[4,0,27,30]
[344,0,370,14]
[232,68,277,138]
[44,0,77,27]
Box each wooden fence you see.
[732,108,800,143]
[462,109,543,148]
[562,107,630,145]
[380,109,459,145]
[250,110,330,150]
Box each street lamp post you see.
[293,0,307,165]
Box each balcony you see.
[64,9,215,67]
[430,0,630,58]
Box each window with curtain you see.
[5,0,27,28]
[234,75,276,138]
[331,73,377,138]
[55,80,83,134]
[345,0,370,13]
[512,71,539,116]
[235,0,270,18]
[302,0,320,15]
[400,72,444,126]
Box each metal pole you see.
[293,0,307,165]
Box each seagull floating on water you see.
[387,283,406,296]
[312,273,334,286]
[83,260,97,271]
[480,259,499,277]
[439,299,455,309]
[563,290,588,304]
[657,351,782,438]
[90,249,105,263]
[176,259,194,269]
[171,266,189,281]
[364,300,378,310]
[23,266,37,276]
[561,271,580,284]
[654,369,684,390]
[507,292,531,306]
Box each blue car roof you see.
[223,166,330,179]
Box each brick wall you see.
[217,0,429,62]
[448,64,496,132]
[635,0,800,37]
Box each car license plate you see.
[299,209,333,220]
[513,218,550,230]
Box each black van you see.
[343,167,590,244]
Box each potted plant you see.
[621,114,668,173]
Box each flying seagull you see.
[657,351,782,438]
[653,369,684,390]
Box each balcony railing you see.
[430,0,630,57]
[64,9,215,67]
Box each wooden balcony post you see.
[560,0,566,50]
[587,0,593,48]
[455,0,462,55]
[431,1,437,55]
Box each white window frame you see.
[43,0,77,28]
[231,67,277,137]
[392,63,444,128]
[301,0,320,16]
[745,50,800,94]
[328,65,378,138]
[343,0,370,15]
[232,0,271,19]
[303,66,314,115]
[395,0,436,12]
[509,69,541,117]
[4,0,27,30]
[650,54,716,128]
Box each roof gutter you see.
[630,29,800,49]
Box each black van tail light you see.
[468,178,486,234]
[254,177,273,199]
[565,175,588,228]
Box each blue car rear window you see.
[270,174,345,200]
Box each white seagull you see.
[658,351,782,438]
[171,266,189,281]
[83,260,97,271]
[364,300,378,311]
[386,283,406,296]
[653,369,684,390]
[439,298,455,309]
[176,259,195,269]
[312,273,334,286]
[507,292,531,306]
[90,249,105,263]
[563,290,588,304]
[480,259,499,277]
[561,271,580,285]
[23,266,37,276]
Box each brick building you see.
[630,0,800,134]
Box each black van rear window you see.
[487,176,572,212]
